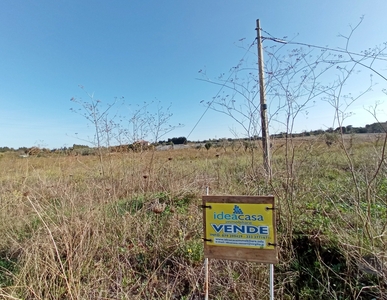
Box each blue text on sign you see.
[211,224,269,235]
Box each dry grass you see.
[0,134,386,299]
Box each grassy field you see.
[0,133,386,299]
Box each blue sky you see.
[0,1,386,148]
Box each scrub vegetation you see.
[0,131,386,299]
[1,17,386,300]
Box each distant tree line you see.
[1,121,385,153]
[271,122,387,139]
[158,137,187,145]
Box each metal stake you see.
[270,263,274,300]
[204,186,210,300]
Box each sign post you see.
[202,195,278,297]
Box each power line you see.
[261,30,387,82]
[187,38,257,140]
[187,28,387,140]
[261,33,387,62]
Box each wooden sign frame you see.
[202,195,278,263]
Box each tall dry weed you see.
[0,137,386,299]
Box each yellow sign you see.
[202,195,278,263]
[206,203,275,249]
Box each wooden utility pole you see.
[256,19,271,179]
